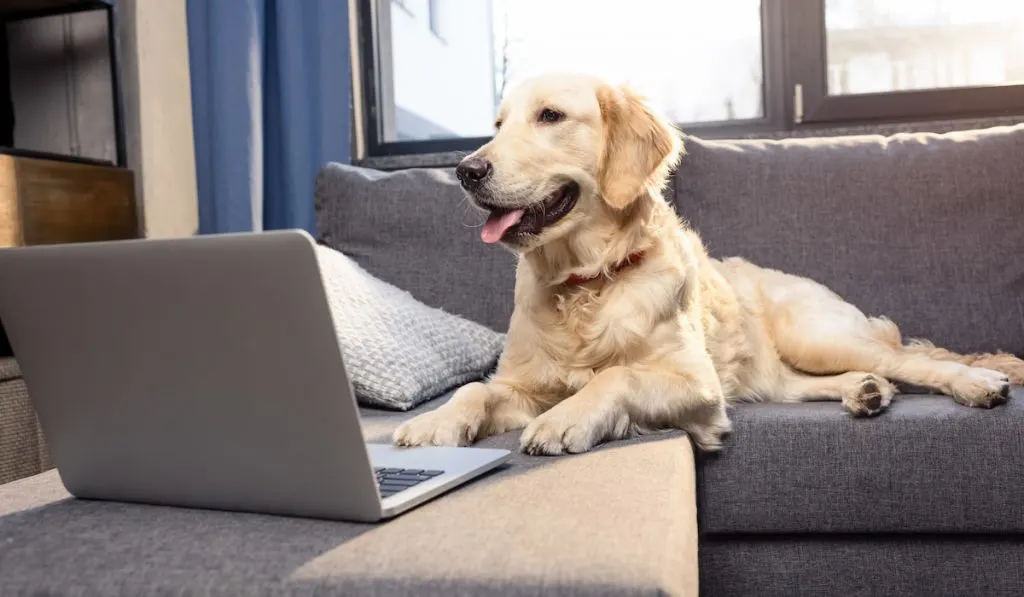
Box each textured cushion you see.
[315,244,504,411]
[315,163,517,332]
[700,535,1024,597]
[0,399,699,597]
[697,386,1024,535]
[675,125,1024,356]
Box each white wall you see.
[118,0,199,238]
[388,0,495,140]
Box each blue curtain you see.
[186,0,351,234]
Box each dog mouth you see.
[478,182,580,244]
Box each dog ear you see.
[596,84,683,210]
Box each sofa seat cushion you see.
[697,386,1024,535]
[674,124,1024,357]
[0,397,699,597]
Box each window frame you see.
[356,0,1024,163]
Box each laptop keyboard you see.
[374,467,444,498]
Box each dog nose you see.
[455,156,492,189]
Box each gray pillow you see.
[314,243,505,411]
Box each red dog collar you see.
[564,251,646,286]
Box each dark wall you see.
[1,26,13,147]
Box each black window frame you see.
[356,0,1024,163]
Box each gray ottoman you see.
[0,396,699,597]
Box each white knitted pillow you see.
[314,244,505,411]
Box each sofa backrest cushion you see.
[315,163,517,332]
[674,125,1024,356]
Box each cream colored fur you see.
[394,73,1024,455]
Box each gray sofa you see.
[2,122,1023,596]
[320,123,1024,596]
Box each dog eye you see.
[538,108,565,124]
[494,120,503,130]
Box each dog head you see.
[456,73,683,252]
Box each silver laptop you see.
[0,229,510,522]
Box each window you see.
[491,0,764,126]
[358,0,1024,159]
[825,0,1024,94]
[788,0,1024,124]
[360,0,770,155]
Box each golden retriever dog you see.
[393,73,1024,455]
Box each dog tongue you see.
[481,209,524,243]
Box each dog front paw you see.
[393,407,481,447]
[519,405,623,456]
[520,414,586,456]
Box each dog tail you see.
[900,338,1024,386]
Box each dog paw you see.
[519,406,620,456]
[393,408,480,447]
[950,367,1010,408]
[842,374,895,417]
[520,414,591,456]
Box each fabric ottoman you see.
[0,395,699,597]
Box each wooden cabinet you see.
[0,154,137,246]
